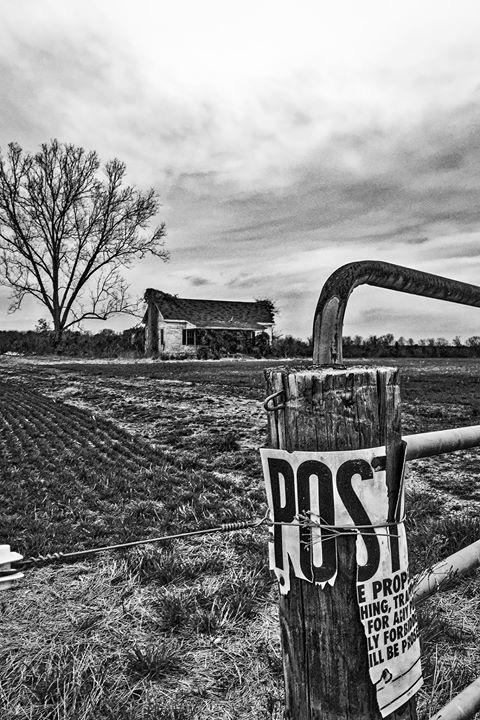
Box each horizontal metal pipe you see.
[313,261,480,363]
[412,540,480,604]
[404,425,480,460]
[429,676,480,720]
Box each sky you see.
[1,0,480,341]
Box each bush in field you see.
[271,335,312,358]
[195,329,271,359]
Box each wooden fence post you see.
[264,365,417,720]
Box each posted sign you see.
[260,446,422,717]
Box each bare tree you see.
[0,139,167,342]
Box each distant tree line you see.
[270,333,480,359]
[0,325,145,358]
[2,327,480,359]
[342,334,480,358]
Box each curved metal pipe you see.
[412,539,480,604]
[429,675,480,720]
[313,260,480,364]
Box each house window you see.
[160,329,164,346]
[182,329,196,345]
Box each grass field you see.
[0,355,479,719]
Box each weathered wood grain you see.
[264,366,417,720]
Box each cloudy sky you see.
[1,0,480,340]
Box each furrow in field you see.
[1,380,161,471]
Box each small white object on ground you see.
[0,545,24,591]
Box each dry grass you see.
[1,356,480,718]
[0,544,283,720]
[415,574,480,718]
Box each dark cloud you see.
[417,238,480,260]
[181,92,480,259]
[358,306,438,325]
[226,273,260,289]
[430,151,466,171]
[157,88,480,341]
[0,29,135,151]
[184,275,211,286]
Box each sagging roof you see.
[144,289,274,331]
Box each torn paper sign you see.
[260,446,393,593]
[260,446,422,717]
[357,524,422,716]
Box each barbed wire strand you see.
[13,512,404,570]
[14,514,269,569]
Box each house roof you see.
[144,289,274,331]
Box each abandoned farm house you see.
[144,289,275,358]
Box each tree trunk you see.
[52,318,63,350]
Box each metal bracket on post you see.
[263,390,285,413]
[313,260,480,364]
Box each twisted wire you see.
[13,512,406,570]
[267,512,406,539]
[14,515,268,570]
